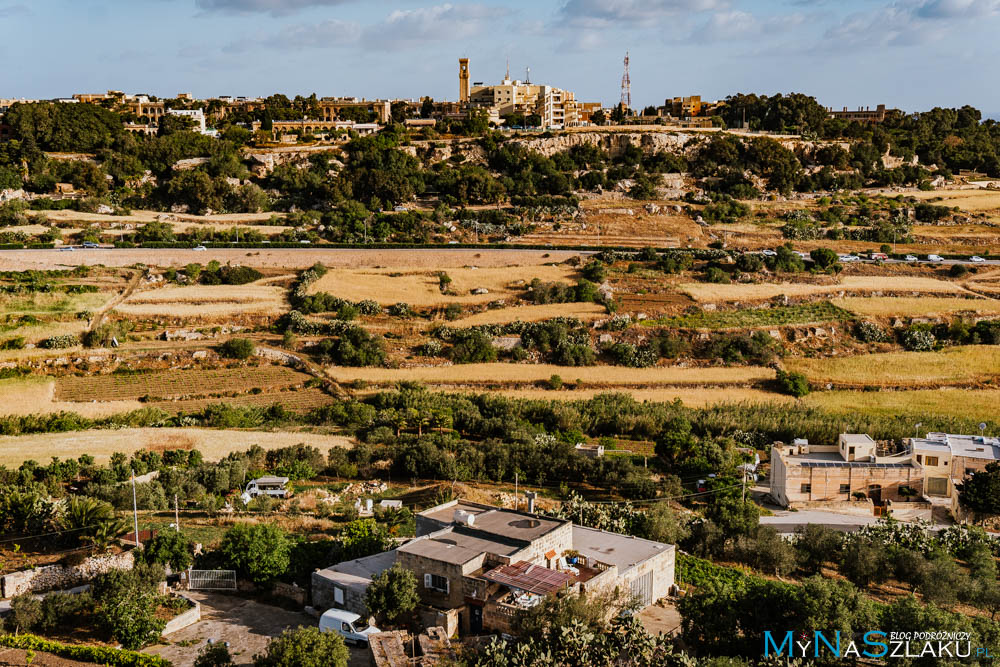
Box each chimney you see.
[525,491,537,514]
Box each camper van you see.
[241,476,290,504]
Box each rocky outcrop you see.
[511,132,692,158]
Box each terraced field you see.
[644,301,853,329]
[155,388,334,414]
[55,365,312,402]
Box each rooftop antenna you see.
[506,57,510,82]
[525,66,531,84]
[620,51,631,111]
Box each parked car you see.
[319,609,380,646]
[761,249,777,257]
[60,246,74,252]
[905,255,918,262]
[81,241,100,249]
[838,254,860,262]
[192,245,207,251]
[299,239,311,244]
[970,256,985,263]
[870,252,889,261]
[928,254,944,262]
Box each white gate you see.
[630,570,653,608]
[188,569,237,590]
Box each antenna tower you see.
[620,51,631,110]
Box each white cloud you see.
[363,4,510,51]
[558,0,728,28]
[195,0,355,17]
[224,19,361,53]
[825,0,1000,48]
[694,9,806,41]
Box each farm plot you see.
[785,345,1000,388]
[447,302,607,326]
[644,301,853,329]
[0,428,355,467]
[906,189,1000,212]
[306,265,579,306]
[0,376,144,417]
[115,283,288,318]
[803,389,1000,423]
[157,388,334,414]
[480,386,792,406]
[833,296,1000,317]
[329,363,773,387]
[55,365,312,402]
[679,276,969,303]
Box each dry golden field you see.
[307,265,579,306]
[679,276,970,303]
[479,386,792,406]
[906,189,1000,212]
[0,428,355,467]
[329,363,772,386]
[803,389,1000,422]
[447,302,608,326]
[115,283,288,318]
[0,291,112,315]
[785,345,1000,387]
[0,377,144,418]
[832,296,1000,317]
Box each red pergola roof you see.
[483,560,572,595]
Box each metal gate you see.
[630,570,653,608]
[188,569,237,590]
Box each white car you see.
[838,254,860,262]
[904,255,918,262]
[761,249,777,257]
[928,254,944,262]
[60,246,75,252]
[192,245,207,251]
[319,609,380,646]
[970,256,985,263]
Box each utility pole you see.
[131,469,141,549]
[514,473,518,512]
[174,494,180,532]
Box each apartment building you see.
[313,501,675,636]
[829,104,889,124]
[911,432,1000,497]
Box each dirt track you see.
[0,248,588,271]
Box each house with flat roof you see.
[911,433,1000,498]
[312,500,674,636]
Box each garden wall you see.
[0,551,134,598]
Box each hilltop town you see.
[2,53,1000,667]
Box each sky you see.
[2,0,999,116]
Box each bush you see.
[253,626,348,667]
[40,334,80,349]
[703,266,730,284]
[901,328,935,352]
[312,326,386,367]
[449,330,497,364]
[854,321,890,343]
[219,523,291,585]
[775,370,809,397]
[950,263,969,278]
[218,338,255,359]
[141,530,194,571]
[0,635,169,667]
[547,374,563,390]
[92,563,166,650]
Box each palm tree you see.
[62,496,130,550]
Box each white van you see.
[319,609,380,645]
[240,476,290,504]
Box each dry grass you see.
[803,389,1000,422]
[55,366,311,401]
[0,428,355,467]
[479,387,792,406]
[0,291,112,315]
[115,283,288,317]
[680,276,968,302]
[307,265,579,306]
[447,302,608,326]
[785,346,1000,386]
[0,318,88,346]
[0,377,144,418]
[329,363,772,385]
[833,296,1000,317]
[906,189,1000,211]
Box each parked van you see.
[319,609,380,645]
[240,476,290,504]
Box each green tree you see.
[9,594,42,633]
[839,538,889,589]
[195,643,236,667]
[92,563,166,650]
[957,462,1000,518]
[141,530,194,571]
[809,247,839,269]
[218,338,255,360]
[253,626,348,667]
[219,523,291,585]
[62,496,130,549]
[364,564,419,625]
[338,519,391,561]
[775,370,810,397]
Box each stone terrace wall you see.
[1,551,134,598]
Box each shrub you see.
[312,326,386,367]
[0,635,169,667]
[218,338,255,359]
[703,266,730,284]
[40,334,80,349]
[950,263,969,278]
[252,626,348,667]
[220,523,291,585]
[547,374,563,390]
[854,321,890,343]
[581,260,607,283]
[449,330,497,364]
[388,302,413,318]
[140,530,194,571]
[775,369,810,397]
[901,328,935,352]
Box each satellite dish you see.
[979,422,988,433]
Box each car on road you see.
[81,241,100,249]
[59,246,74,252]
[870,252,889,261]
[905,255,918,262]
[192,245,207,251]
[970,256,986,263]
[761,249,777,257]
[928,254,944,262]
[838,254,860,262]
[319,609,380,646]
[299,239,311,244]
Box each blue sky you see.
[2,0,999,115]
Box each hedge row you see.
[0,243,56,250]
[0,634,170,667]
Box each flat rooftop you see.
[572,525,673,573]
[329,549,397,580]
[841,434,876,445]
[398,528,522,565]
[418,502,567,543]
[784,451,916,469]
